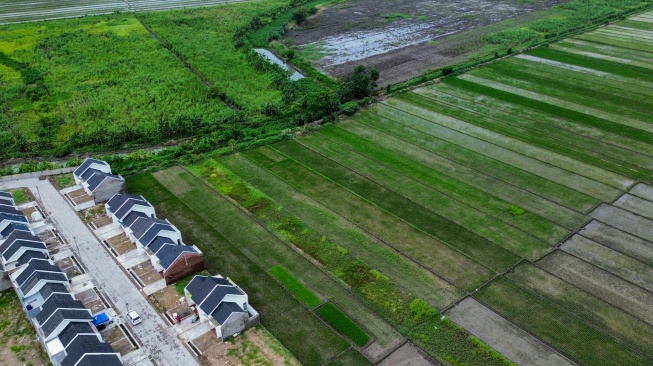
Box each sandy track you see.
[447,297,577,366]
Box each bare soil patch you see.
[193,326,301,366]
[580,220,653,267]
[286,0,565,84]
[131,261,162,286]
[67,188,93,205]
[591,204,653,243]
[107,234,136,255]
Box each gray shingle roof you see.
[186,276,243,316]
[81,168,102,182]
[0,198,15,206]
[0,231,41,253]
[0,191,13,200]
[86,172,122,192]
[212,301,245,325]
[139,223,178,247]
[41,309,91,338]
[2,240,47,262]
[58,322,97,348]
[148,237,175,255]
[73,158,107,178]
[36,293,81,324]
[20,270,68,296]
[129,217,167,239]
[15,250,48,266]
[61,334,119,366]
[0,223,30,238]
[112,197,151,221]
[106,193,143,214]
[16,260,60,286]
[123,211,147,227]
[39,283,70,303]
[0,212,28,224]
[157,245,199,270]
[0,205,22,216]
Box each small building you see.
[0,191,14,202]
[73,158,125,203]
[14,260,69,299]
[73,159,111,186]
[129,217,183,252]
[0,204,23,216]
[105,194,156,228]
[35,294,92,342]
[185,275,258,340]
[47,322,99,364]
[150,242,203,285]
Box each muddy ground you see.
[286,0,566,85]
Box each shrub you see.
[442,66,454,76]
[410,299,437,321]
[340,101,359,116]
[508,205,525,216]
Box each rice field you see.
[129,10,653,366]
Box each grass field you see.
[140,11,653,366]
[269,265,322,308]
[317,303,371,347]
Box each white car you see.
[127,310,143,325]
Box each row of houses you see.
[0,190,123,366]
[77,158,258,340]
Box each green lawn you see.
[269,265,321,308]
[317,303,371,347]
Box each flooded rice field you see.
[286,0,565,84]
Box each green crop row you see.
[317,303,371,347]
[189,159,514,366]
[270,265,322,308]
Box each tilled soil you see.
[286,0,566,85]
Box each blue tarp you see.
[92,312,110,326]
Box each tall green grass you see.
[317,303,371,346]
[270,265,321,308]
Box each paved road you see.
[0,178,199,366]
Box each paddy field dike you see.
[127,10,653,366]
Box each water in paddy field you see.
[254,49,305,81]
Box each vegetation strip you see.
[241,146,493,290]
[291,135,555,258]
[126,172,350,366]
[269,265,322,308]
[189,159,513,365]
[317,303,371,347]
[219,153,464,308]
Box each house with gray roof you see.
[129,217,183,252]
[185,275,258,339]
[36,296,92,342]
[0,191,14,202]
[105,194,155,228]
[0,213,28,235]
[60,334,122,366]
[0,222,30,239]
[13,259,68,298]
[73,158,125,203]
[1,232,48,270]
[0,204,23,216]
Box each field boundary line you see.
[534,251,653,327]
[312,129,571,238]
[379,100,628,195]
[263,145,497,283]
[352,114,596,214]
[414,87,653,171]
[524,257,653,362]
[177,166,397,353]
[471,288,585,365]
[236,151,472,299]
[292,137,554,257]
[225,153,464,307]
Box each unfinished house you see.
[184,275,259,340]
